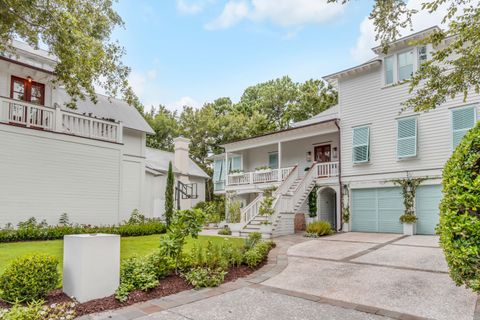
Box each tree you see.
[329,0,480,113]
[0,0,139,109]
[165,161,174,226]
[145,106,179,151]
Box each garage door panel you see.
[416,185,442,235]
[352,189,378,232]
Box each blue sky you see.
[111,0,441,112]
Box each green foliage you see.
[258,191,275,219]
[217,226,232,236]
[343,206,351,223]
[0,255,59,303]
[0,212,166,243]
[392,176,427,224]
[165,161,175,226]
[58,213,70,226]
[243,241,274,269]
[226,192,242,223]
[188,240,244,270]
[306,221,333,237]
[0,0,140,110]
[115,256,159,302]
[308,187,319,217]
[244,232,262,250]
[183,267,226,289]
[438,122,480,293]
[194,196,226,222]
[0,300,76,320]
[144,106,180,151]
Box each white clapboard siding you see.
[338,65,480,181]
[0,126,121,226]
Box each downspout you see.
[334,119,343,231]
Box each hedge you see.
[438,121,480,293]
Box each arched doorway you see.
[318,187,337,229]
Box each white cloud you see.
[205,0,344,30]
[205,1,250,30]
[128,68,165,111]
[350,0,464,62]
[170,96,201,110]
[177,0,215,14]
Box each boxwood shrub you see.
[438,122,480,293]
[0,254,60,303]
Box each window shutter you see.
[352,126,370,163]
[213,160,223,181]
[397,117,417,158]
[452,107,476,148]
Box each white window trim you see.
[450,105,478,150]
[352,125,370,164]
[383,46,429,87]
[396,116,418,159]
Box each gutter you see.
[334,119,343,232]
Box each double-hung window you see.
[268,152,278,169]
[397,50,414,82]
[384,56,394,85]
[397,117,417,158]
[452,106,477,148]
[228,156,242,173]
[352,126,370,163]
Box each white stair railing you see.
[241,194,263,224]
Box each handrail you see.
[275,165,298,195]
[227,166,295,186]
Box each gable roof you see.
[57,89,154,134]
[292,105,339,127]
[145,147,210,179]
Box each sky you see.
[111,0,448,112]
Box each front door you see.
[314,145,331,163]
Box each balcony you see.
[0,97,123,143]
[227,166,295,186]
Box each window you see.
[397,117,417,158]
[397,50,414,81]
[268,152,278,169]
[385,56,394,85]
[452,106,477,148]
[213,159,224,182]
[418,45,428,67]
[352,126,370,163]
[10,76,45,105]
[228,156,241,172]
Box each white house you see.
[0,41,207,227]
[212,26,479,237]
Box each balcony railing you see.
[227,166,295,186]
[0,97,122,143]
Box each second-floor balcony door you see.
[314,145,331,163]
[10,76,46,127]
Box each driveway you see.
[81,233,479,320]
[263,232,478,320]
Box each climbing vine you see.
[392,175,428,224]
[308,186,319,218]
[342,184,350,223]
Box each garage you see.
[351,187,403,233]
[415,185,442,235]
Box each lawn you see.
[0,235,244,275]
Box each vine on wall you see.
[392,175,428,224]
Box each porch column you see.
[278,141,282,181]
[225,151,229,187]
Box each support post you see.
[225,151,229,187]
[278,141,282,181]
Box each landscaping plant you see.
[0,300,76,320]
[115,256,160,302]
[392,176,427,224]
[438,122,480,293]
[183,267,226,289]
[165,161,175,226]
[217,226,232,236]
[0,255,60,303]
[308,186,319,218]
[305,221,333,237]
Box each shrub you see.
[115,256,160,302]
[217,226,232,235]
[244,232,262,250]
[188,240,244,270]
[399,214,418,224]
[147,250,174,279]
[244,240,274,269]
[0,255,60,303]
[306,221,333,237]
[438,122,480,293]
[0,301,76,320]
[183,267,226,288]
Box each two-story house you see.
[212,26,479,237]
[0,41,208,226]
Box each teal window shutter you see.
[352,126,370,163]
[213,159,223,181]
[452,107,476,148]
[397,117,417,158]
[268,153,278,169]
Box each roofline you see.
[221,118,339,148]
[146,165,209,179]
[371,25,441,53]
[323,59,381,81]
[0,55,55,75]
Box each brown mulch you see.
[0,259,268,317]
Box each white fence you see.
[227,166,295,186]
[0,97,122,143]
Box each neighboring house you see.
[145,137,209,219]
[0,41,207,227]
[212,26,479,237]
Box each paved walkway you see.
[78,233,480,320]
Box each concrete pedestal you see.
[63,234,120,303]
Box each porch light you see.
[333,147,338,159]
[27,76,32,83]
[306,151,312,162]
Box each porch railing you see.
[0,97,123,143]
[227,166,295,186]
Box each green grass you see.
[0,235,244,275]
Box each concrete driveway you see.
[263,232,479,320]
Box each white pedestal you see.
[403,223,416,236]
[63,234,120,303]
[343,222,350,232]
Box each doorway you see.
[314,145,331,163]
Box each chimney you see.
[173,136,190,176]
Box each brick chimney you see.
[173,136,190,176]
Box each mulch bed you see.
[0,259,269,317]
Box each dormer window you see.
[385,56,394,85]
[397,50,414,81]
[418,45,428,66]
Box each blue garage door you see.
[416,185,442,235]
[351,188,403,233]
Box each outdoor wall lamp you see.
[27,76,32,83]
[306,151,312,162]
[333,147,338,159]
